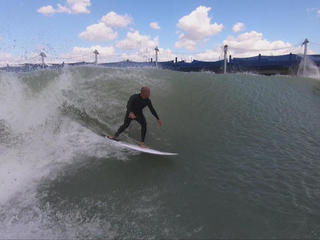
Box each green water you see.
[0,67,320,239]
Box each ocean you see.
[0,67,320,239]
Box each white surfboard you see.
[105,136,178,156]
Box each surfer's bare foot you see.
[107,135,120,142]
[107,135,118,140]
[140,142,147,148]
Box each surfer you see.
[108,87,162,148]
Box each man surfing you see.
[108,87,162,148]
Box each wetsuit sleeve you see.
[126,94,136,112]
[147,100,159,120]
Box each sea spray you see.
[297,56,320,80]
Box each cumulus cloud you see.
[38,0,91,15]
[101,11,132,28]
[120,47,177,62]
[115,30,162,62]
[177,6,223,40]
[120,49,153,62]
[60,45,115,62]
[116,30,158,50]
[37,5,56,15]
[1,45,117,66]
[0,52,14,66]
[223,31,301,57]
[150,22,160,30]
[79,11,132,42]
[175,6,223,50]
[175,35,198,51]
[79,23,118,42]
[183,31,304,61]
[157,48,176,61]
[195,49,221,61]
[232,22,245,33]
[0,52,43,66]
[71,45,115,56]
[65,0,91,14]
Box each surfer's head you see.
[140,87,150,99]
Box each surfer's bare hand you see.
[157,120,162,126]
[129,112,136,119]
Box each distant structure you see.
[93,49,99,64]
[154,46,159,68]
[224,45,228,74]
[40,52,46,67]
[2,37,319,76]
[302,38,309,75]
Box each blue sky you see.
[0,0,319,64]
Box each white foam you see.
[297,57,320,80]
[0,68,169,237]
[0,70,130,237]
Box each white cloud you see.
[38,0,91,15]
[116,30,158,50]
[37,5,56,15]
[65,0,91,14]
[175,34,197,50]
[177,6,223,40]
[0,45,116,66]
[0,52,14,66]
[72,45,115,55]
[120,49,153,62]
[157,48,176,61]
[318,9,320,15]
[232,22,245,33]
[223,31,302,57]
[0,52,42,66]
[175,6,223,50]
[60,45,115,62]
[195,49,221,61]
[183,31,305,61]
[120,47,177,62]
[150,22,160,30]
[101,11,132,28]
[79,23,118,42]
[78,11,131,42]
[56,4,70,14]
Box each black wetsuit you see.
[114,93,159,142]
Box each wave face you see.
[1,67,320,239]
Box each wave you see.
[0,67,320,238]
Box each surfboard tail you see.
[104,135,178,155]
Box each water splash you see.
[297,56,320,80]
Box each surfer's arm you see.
[147,100,159,120]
